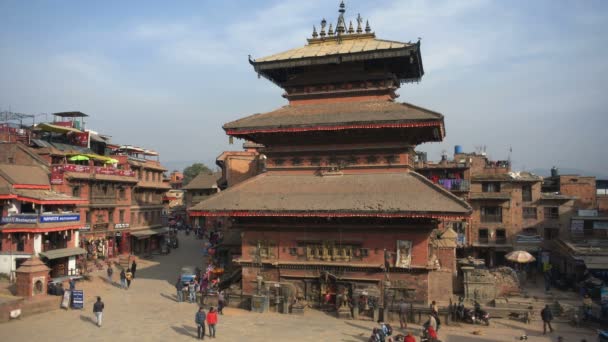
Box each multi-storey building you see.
[416,149,575,267]
[114,146,171,255]
[0,164,85,278]
[1,111,170,262]
[191,3,471,311]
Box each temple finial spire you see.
[348,21,354,34]
[328,23,334,36]
[320,18,327,37]
[312,25,318,38]
[356,13,363,33]
[365,20,371,33]
[336,1,346,35]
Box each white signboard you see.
[578,209,598,217]
[593,221,608,230]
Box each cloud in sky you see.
[0,0,606,175]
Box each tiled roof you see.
[224,101,443,133]
[136,181,172,190]
[190,171,471,217]
[182,172,221,190]
[128,160,167,171]
[13,189,84,202]
[0,164,49,186]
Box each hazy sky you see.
[1,0,607,175]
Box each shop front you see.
[39,247,86,278]
[129,227,170,256]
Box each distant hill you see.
[529,167,608,179]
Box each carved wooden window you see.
[309,157,321,166]
[366,155,378,164]
[385,155,398,164]
[274,158,285,166]
[291,157,302,166]
[289,247,297,256]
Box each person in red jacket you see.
[427,325,438,341]
[404,331,417,342]
[206,306,218,338]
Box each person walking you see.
[217,290,225,315]
[120,269,127,289]
[398,299,408,329]
[176,277,183,302]
[188,280,197,303]
[125,268,133,289]
[195,307,206,340]
[93,296,104,327]
[430,300,439,316]
[106,265,113,282]
[207,307,218,338]
[541,304,554,334]
[131,260,137,279]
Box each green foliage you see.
[183,163,212,186]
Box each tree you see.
[182,163,213,186]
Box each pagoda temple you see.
[191,2,471,314]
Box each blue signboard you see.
[1,215,38,224]
[40,214,80,223]
[72,290,84,309]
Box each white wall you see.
[0,254,32,277]
[33,234,42,256]
[68,256,77,275]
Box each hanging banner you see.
[73,131,90,148]
[51,166,64,185]
[395,240,412,268]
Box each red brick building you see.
[1,112,170,262]
[416,151,576,267]
[0,164,85,278]
[190,4,471,309]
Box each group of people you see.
[195,306,219,339]
[106,260,137,290]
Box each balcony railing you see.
[53,164,136,177]
[481,214,502,223]
[433,178,470,192]
[477,237,509,245]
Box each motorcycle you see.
[462,305,490,326]
[599,329,608,342]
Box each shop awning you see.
[130,227,170,239]
[39,247,86,260]
[582,256,608,270]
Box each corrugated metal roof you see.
[255,36,413,63]
[39,247,86,260]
